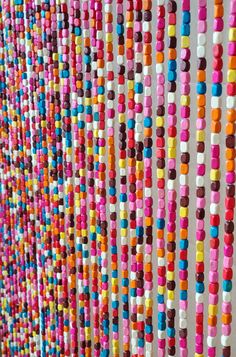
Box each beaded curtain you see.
[0,0,235,356]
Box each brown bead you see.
[226,185,235,197]
[211,181,220,191]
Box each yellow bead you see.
[167,290,175,300]
[82,229,87,237]
[229,28,236,41]
[126,21,133,28]
[156,116,164,127]
[208,304,218,316]
[145,298,152,308]
[127,80,134,90]
[136,161,143,170]
[157,168,164,179]
[168,137,176,148]
[180,95,190,106]
[195,354,204,357]
[196,241,204,252]
[167,271,174,281]
[98,94,105,103]
[180,207,188,217]
[181,36,190,48]
[196,251,204,262]
[158,286,165,295]
[210,169,220,181]
[168,25,176,37]
[100,147,105,156]
[120,211,128,219]
[106,33,113,42]
[168,148,176,159]
[121,227,127,237]
[227,69,236,83]
[196,130,205,142]
[87,147,93,156]
[119,159,125,168]
[119,113,125,123]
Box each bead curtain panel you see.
[0,0,235,357]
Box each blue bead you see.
[183,11,190,24]
[130,288,136,297]
[181,24,190,36]
[196,82,206,95]
[223,280,232,292]
[180,290,188,300]
[122,278,129,287]
[180,239,188,250]
[121,219,128,228]
[136,226,144,237]
[196,282,204,293]
[157,294,164,304]
[144,147,152,158]
[157,218,165,229]
[138,339,145,347]
[212,83,222,96]
[158,312,165,322]
[158,321,166,331]
[144,116,152,127]
[210,226,218,238]
[168,71,177,82]
[167,327,175,337]
[135,82,143,93]
[179,260,188,270]
[128,119,135,129]
[123,311,129,319]
[168,60,177,71]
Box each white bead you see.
[136,113,143,123]
[213,31,223,44]
[179,309,187,319]
[166,299,174,309]
[83,29,90,38]
[107,100,114,109]
[135,123,142,133]
[135,52,142,62]
[130,272,136,280]
[143,22,151,32]
[135,133,142,141]
[211,96,221,108]
[158,257,165,266]
[210,203,219,215]
[107,118,113,128]
[226,96,236,109]
[135,74,142,83]
[221,335,230,347]
[167,180,176,190]
[143,66,152,75]
[156,63,164,74]
[211,133,220,145]
[144,87,152,96]
[97,68,104,77]
[207,336,216,347]
[196,176,204,187]
[107,81,114,90]
[180,141,189,153]
[106,62,113,71]
[168,92,175,103]
[110,204,116,212]
[121,237,128,245]
[117,55,123,65]
[137,296,144,305]
[144,254,151,263]
[197,152,205,164]
[179,318,187,329]
[105,4,112,12]
[197,45,206,58]
[157,0,164,4]
[120,168,126,176]
[158,330,165,339]
[196,293,204,303]
[97,30,103,40]
[179,174,188,186]
[223,291,231,302]
[198,33,206,45]
[145,188,151,197]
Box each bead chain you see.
[195,1,207,356]
[166,0,178,356]
[156,1,166,356]
[81,0,92,353]
[221,1,236,356]
[207,2,224,356]
[94,0,109,353]
[70,0,81,354]
[126,0,137,354]
[89,0,100,353]
[105,0,119,354]
[179,1,191,355]
[117,0,130,355]
[143,0,153,355]
[134,0,144,355]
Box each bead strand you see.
[155,1,166,356]
[207,2,224,356]
[195,1,207,356]
[221,1,236,355]
[179,1,191,355]
[134,0,144,355]
[105,0,119,354]
[166,1,178,356]
[117,0,130,354]
[143,0,153,355]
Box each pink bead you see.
[196,303,204,314]
[210,260,218,272]
[181,118,190,130]
[158,339,165,349]
[158,189,165,199]
[158,348,165,357]
[209,293,218,305]
[168,189,176,201]
[180,71,190,83]
[229,14,236,27]
[157,74,165,84]
[210,248,219,260]
[222,324,231,336]
[199,0,206,6]
[168,115,177,126]
[222,302,231,314]
[214,17,224,31]
[223,256,233,268]
[209,271,218,283]
[211,157,219,169]
[197,164,205,176]
[180,300,187,310]
[180,185,189,196]
[230,0,236,14]
[208,347,216,357]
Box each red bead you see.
[225,197,235,209]
[210,238,219,249]
[196,262,204,273]
[223,268,233,280]
[209,282,219,294]
[213,44,223,58]
[210,214,220,226]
